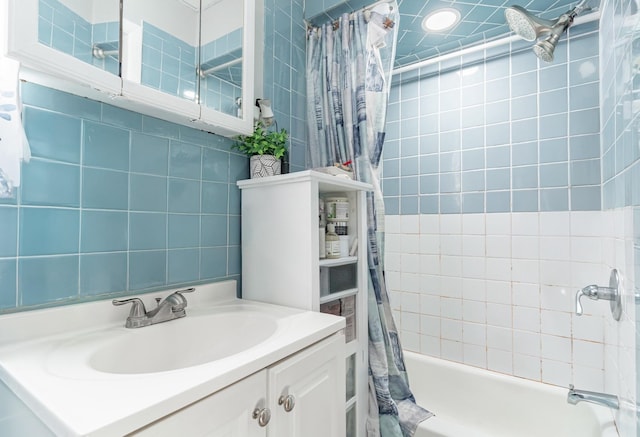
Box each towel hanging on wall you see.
[0,56,30,198]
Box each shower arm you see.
[541,0,590,47]
[563,0,591,28]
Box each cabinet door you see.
[5,0,122,96]
[119,0,254,136]
[120,0,201,121]
[269,334,346,437]
[131,370,268,437]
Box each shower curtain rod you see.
[392,10,600,75]
[307,0,395,30]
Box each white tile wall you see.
[601,208,637,437]
[386,210,636,397]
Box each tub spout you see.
[567,385,619,410]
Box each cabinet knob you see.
[278,394,296,412]
[252,407,271,427]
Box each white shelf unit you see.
[238,170,371,437]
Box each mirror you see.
[198,0,244,117]
[37,0,120,75]
[121,0,200,102]
[9,0,253,136]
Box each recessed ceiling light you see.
[422,8,461,32]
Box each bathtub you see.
[404,351,618,437]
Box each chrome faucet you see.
[113,287,195,328]
[567,385,620,410]
[575,269,622,321]
[575,284,617,315]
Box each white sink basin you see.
[0,281,345,437]
[89,311,278,374]
[41,307,280,377]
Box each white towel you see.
[0,56,31,198]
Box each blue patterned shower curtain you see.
[306,4,432,436]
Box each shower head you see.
[505,0,591,62]
[504,5,555,41]
[533,33,560,62]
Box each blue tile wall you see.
[91,22,120,74]
[263,0,307,172]
[141,23,197,100]
[202,29,243,63]
[600,0,640,210]
[383,27,601,214]
[600,1,640,413]
[38,0,119,75]
[200,74,242,117]
[199,28,243,116]
[0,83,246,313]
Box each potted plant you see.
[233,122,288,178]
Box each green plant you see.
[233,122,288,159]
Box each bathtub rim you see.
[403,350,618,437]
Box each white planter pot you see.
[250,155,281,178]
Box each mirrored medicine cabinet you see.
[3,0,257,137]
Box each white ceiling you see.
[178,0,225,11]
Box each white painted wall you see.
[201,0,243,45]
[124,0,200,45]
[91,0,119,24]
[59,0,241,46]
[58,0,118,23]
[59,0,93,21]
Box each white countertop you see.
[0,281,345,436]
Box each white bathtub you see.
[404,351,618,437]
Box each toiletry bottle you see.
[325,223,341,259]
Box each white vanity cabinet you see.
[132,370,268,437]
[238,170,371,437]
[268,332,345,437]
[131,333,345,437]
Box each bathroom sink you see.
[0,281,345,436]
[88,310,279,374]
[41,308,280,377]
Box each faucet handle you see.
[112,297,146,318]
[575,284,603,316]
[165,287,195,313]
[575,270,622,321]
[575,289,586,316]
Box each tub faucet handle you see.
[576,284,610,316]
[575,269,622,321]
[575,290,583,315]
[575,286,597,316]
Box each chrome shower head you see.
[504,5,555,41]
[533,34,560,62]
[505,0,591,63]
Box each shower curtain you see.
[306,4,432,436]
